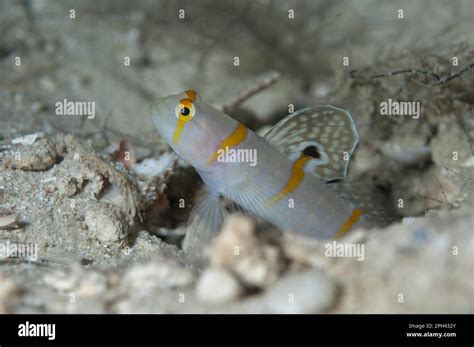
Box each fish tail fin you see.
[328,180,399,236]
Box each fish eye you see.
[175,101,196,121]
[180,106,191,116]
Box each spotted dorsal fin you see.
[264,105,359,182]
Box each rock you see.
[112,261,196,313]
[3,138,59,171]
[379,142,431,165]
[11,133,39,145]
[0,278,18,314]
[133,153,177,179]
[43,267,108,299]
[232,246,283,288]
[196,268,243,303]
[280,233,330,268]
[84,206,129,245]
[39,267,109,314]
[121,262,194,292]
[43,270,78,294]
[75,272,108,299]
[262,270,337,314]
[332,209,474,313]
[208,215,285,288]
[392,167,461,215]
[0,208,18,229]
[126,230,186,264]
[208,214,256,266]
[430,126,472,168]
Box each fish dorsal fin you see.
[264,105,359,182]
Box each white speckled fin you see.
[264,105,359,182]
[182,188,226,262]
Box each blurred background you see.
[1,0,472,137]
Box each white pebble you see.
[196,268,243,304]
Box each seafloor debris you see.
[0,129,472,313]
[11,133,40,146]
[196,268,244,303]
[0,134,143,263]
[106,139,137,169]
[0,277,18,314]
[207,215,287,288]
[2,136,59,171]
[0,208,18,229]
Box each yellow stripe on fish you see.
[269,154,313,203]
[334,208,365,238]
[207,122,248,164]
[173,90,197,144]
[173,118,186,144]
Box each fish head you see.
[150,90,234,171]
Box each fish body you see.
[150,90,377,259]
[196,129,354,238]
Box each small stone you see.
[121,262,194,292]
[43,270,78,293]
[0,278,18,314]
[208,215,285,288]
[12,133,39,145]
[4,138,58,171]
[262,270,336,314]
[0,208,18,229]
[281,233,330,268]
[84,207,128,245]
[430,127,471,168]
[76,272,108,298]
[196,268,243,304]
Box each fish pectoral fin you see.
[182,189,226,263]
[263,105,359,182]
